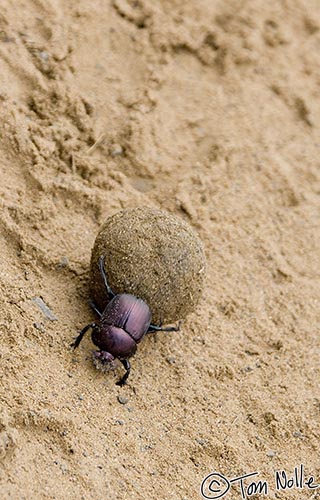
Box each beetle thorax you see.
[91,293,151,359]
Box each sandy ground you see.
[0,1,320,499]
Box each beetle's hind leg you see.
[71,323,97,349]
[147,320,181,334]
[89,300,102,318]
[98,256,115,300]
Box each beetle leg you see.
[89,300,102,318]
[147,320,181,334]
[116,359,131,386]
[98,256,115,300]
[71,323,97,349]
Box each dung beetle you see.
[71,256,181,386]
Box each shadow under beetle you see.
[71,256,181,386]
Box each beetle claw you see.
[116,378,127,387]
[116,359,131,385]
[147,320,181,334]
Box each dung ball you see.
[90,207,206,324]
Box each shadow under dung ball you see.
[90,207,206,324]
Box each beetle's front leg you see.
[71,323,97,348]
[116,359,131,386]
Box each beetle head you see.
[92,350,117,372]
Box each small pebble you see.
[166,356,176,365]
[190,456,200,467]
[244,366,253,372]
[293,430,304,438]
[196,438,207,446]
[117,395,129,405]
[60,463,68,473]
[115,419,125,425]
[266,450,276,457]
[110,144,123,157]
[39,51,49,61]
[33,322,45,333]
[57,256,69,268]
